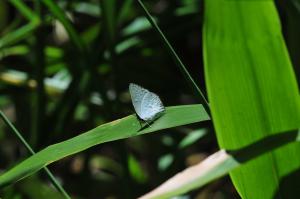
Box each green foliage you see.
[204,0,300,198]
[140,129,300,199]
[0,105,209,188]
[0,0,300,198]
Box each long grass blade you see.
[0,22,39,49]
[10,0,39,22]
[0,111,71,199]
[41,0,86,53]
[0,105,209,188]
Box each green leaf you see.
[0,111,71,199]
[203,1,300,198]
[158,153,174,171]
[10,0,39,22]
[101,0,117,43]
[0,0,40,49]
[178,129,207,149]
[0,105,210,188]
[118,0,134,24]
[0,22,39,49]
[128,154,148,183]
[0,45,29,57]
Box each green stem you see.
[136,0,211,116]
[30,1,45,147]
[100,0,119,117]
[0,111,71,199]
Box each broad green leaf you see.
[0,105,209,188]
[140,129,300,199]
[203,1,300,198]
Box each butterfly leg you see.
[138,119,143,128]
[135,114,143,128]
[144,121,152,128]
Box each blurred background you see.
[0,0,299,198]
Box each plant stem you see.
[136,0,211,116]
[30,0,45,147]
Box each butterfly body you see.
[129,83,165,123]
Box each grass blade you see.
[0,0,40,49]
[0,111,71,199]
[0,22,39,49]
[0,104,210,188]
[41,0,86,53]
[10,0,39,21]
[203,1,300,198]
[136,0,210,115]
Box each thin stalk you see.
[0,111,71,199]
[30,0,45,147]
[100,0,120,117]
[10,0,40,21]
[41,0,87,53]
[136,0,210,116]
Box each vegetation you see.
[0,0,299,199]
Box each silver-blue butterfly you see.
[129,83,165,123]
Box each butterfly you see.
[129,83,165,125]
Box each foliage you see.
[0,0,299,199]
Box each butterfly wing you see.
[140,92,165,122]
[129,83,149,119]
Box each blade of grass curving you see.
[0,0,40,49]
[140,129,300,199]
[29,0,46,147]
[0,105,210,188]
[100,0,118,86]
[118,0,134,25]
[0,45,29,57]
[136,0,210,116]
[203,1,300,198]
[41,0,86,53]
[0,111,71,199]
[41,0,93,141]
[100,0,116,42]
[10,0,39,21]
[0,22,39,49]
